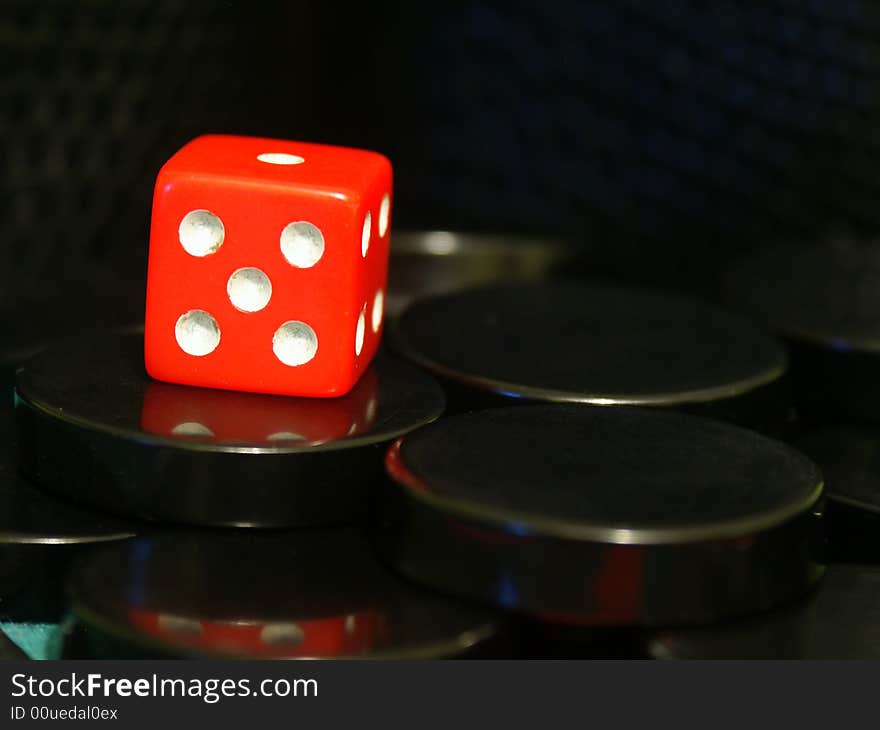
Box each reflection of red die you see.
[144,135,392,397]
[129,609,388,658]
[140,368,380,445]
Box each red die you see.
[144,135,392,397]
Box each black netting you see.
[3,1,880,300]
[0,0,306,300]
[365,1,880,283]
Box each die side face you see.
[144,135,392,397]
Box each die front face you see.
[144,135,392,397]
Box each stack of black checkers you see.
[9,229,880,659]
[0,407,138,623]
[0,372,141,660]
[6,297,493,658]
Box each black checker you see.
[15,332,445,528]
[392,283,787,423]
[378,404,824,625]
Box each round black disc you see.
[68,530,499,659]
[650,564,880,659]
[378,405,824,625]
[15,332,445,528]
[391,283,787,423]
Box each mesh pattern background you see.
[2,0,880,304]
[368,1,880,286]
[0,0,309,306]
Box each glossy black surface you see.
[0,401,139,622]
[392,283,787,424]
[378,405,825,625]
[401,406,818,528]
[69,530,499,659]
[650,564,880,659]
[0,413,137,546]
[15,333,445,527]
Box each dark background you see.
[2,0,878,312]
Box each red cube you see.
[144,135,392,396]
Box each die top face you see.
[162,135,390,198]
[144,135,392,397]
